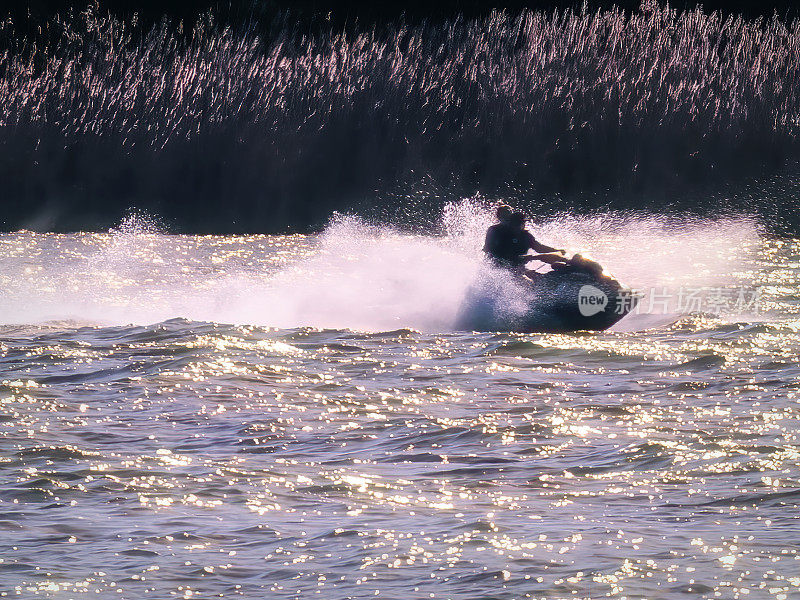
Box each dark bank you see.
[1,1,800,234]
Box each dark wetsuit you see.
[483,223,538,268]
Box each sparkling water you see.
[1,206,798,599]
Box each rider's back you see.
[484,223,533,266]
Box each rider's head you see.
[509,211,526,230]
[496,204,512,223]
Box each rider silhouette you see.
[483,206,568,274]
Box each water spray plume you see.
[0,202,762,332]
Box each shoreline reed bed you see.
[1,2,799,232]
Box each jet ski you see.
[455,255,638,333]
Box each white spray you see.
[0,202,763,331]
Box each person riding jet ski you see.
[483,206,570,278]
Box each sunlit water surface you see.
[1,209,800,599]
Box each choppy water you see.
[2,207,800,599]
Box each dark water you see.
[1,210,799,598]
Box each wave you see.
[1,3,800,232]
[0,203,764,331]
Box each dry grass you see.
[0,2,798,231]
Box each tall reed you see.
[1,2,798,232]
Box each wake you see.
[0,202,763,332]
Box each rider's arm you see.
[530,236,565,255]
[525,253,570,265]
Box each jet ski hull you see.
[455,267,638,333]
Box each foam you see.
[0,204,763,331]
